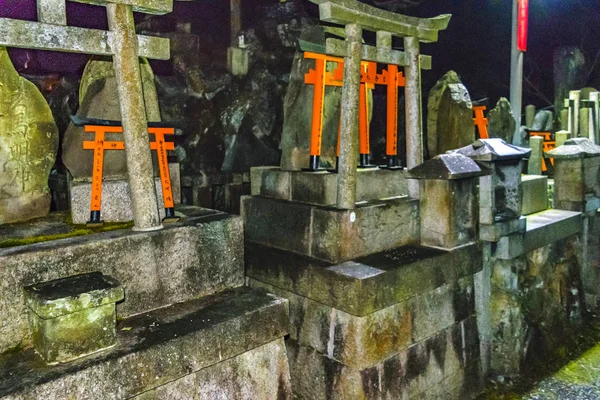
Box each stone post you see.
[568,90,580,137]
[581,100,591,139]
[591,92,600,144]
[37,0,67,25]
[527,136,543,175]
[107,4,162,231]
[560,99,569,131]
[525,104,536,128]
[556,130,571,147]
[404,36,423,198]
[230,0,242,46]
[336,24,362,210]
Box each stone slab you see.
[242,195,419,263]
[0,287,290,399]
[284,316,482,400]
[494,209,583,260]
[250,166,408,206]
[251,275,475,370]
[479,217,526,243]
[70,164,181,224]
[521,175,549,215]
[0,209,244,354]
[246,242,482,317]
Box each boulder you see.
[487,97,516,143]
[427,70,474,157]
[0,47,58,224]
[532,110,554,131]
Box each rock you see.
[580,87,600,100]
[554,47,586,118]
[0,47,58,224]
[532,110,554,131]
[487,97,516,143]
[426,71,474,157]
[62,57,161,181]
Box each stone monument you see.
[0,47,58,224]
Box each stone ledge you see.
[479,217,526,243]
[250,166,408,207]
[242,195,419,263]
[246,242,481,317]
[494,209,583,260]
[0,287,289,399]
[0,208,244,354]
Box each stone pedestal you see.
[227,46,249,77]
[25,272,123,364]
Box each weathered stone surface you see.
[246,242,482,316]
[62,57,161,181]
[251,166,408,206]
[0,210,244,354]
[479,217,526,243]
[554,47,586,121]
[521,175,548,215]
[527,136,544,175]
[0,47,58,224]
[487,97,516,144]
[531,109,554,131]
[408,153,487,180]
[242,195,419,262]
[426,71,473,157]
[0,287,290,399]
[69,167,181,224]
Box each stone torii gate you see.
[309,0,450,207]
[0,0,172,231]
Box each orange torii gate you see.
[303,51,406,170]
[473,105,489,139]
[83,125,178,226]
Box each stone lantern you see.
[546,138,600,213]
[450,139,531,235]
[408,154,489,249]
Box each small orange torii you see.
[82,125,177,226]
[303,51,405,170]
[473,105,489,139]
[529,131,556,172]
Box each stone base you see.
[69,164,181,224]
[0,287,291,399]
[251,166,408,207]
[479,217,526,242]
[0,207,243,354]
[242,195,419,263]
[521,175,549,215]
[0,192,51,224]
[227,46,249,76]
[247,243,484,399]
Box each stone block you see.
[0,287,290,399]
[479,217,526,242]
[246,242,481,317]
[521,175,549,215]
[250,167,408,206]
[227,46,249,76]
[494,233,525,260]
[242,195,419,263]
[70,168,181,224]
[527,136,544,175]
[25,272,123,364]
[0,209,244,354]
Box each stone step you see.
[0,287,290,399]
[0,209,244,355]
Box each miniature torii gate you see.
[0,0,172,231]
[309,0,451,208]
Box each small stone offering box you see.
[24,272,124,364]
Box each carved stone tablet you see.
[0,47,58,224]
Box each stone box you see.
[24,272,124,364]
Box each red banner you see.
[517,0,529,52]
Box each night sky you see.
[2,0,600,110]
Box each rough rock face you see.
[427,71,474,157]
[0,47,58,224]
[488,97,516,143]
[532,110,554,131]
[62,57,161,181]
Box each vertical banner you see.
[517,0,529,52]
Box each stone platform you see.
[0,287,291,399]
[242,195,419,263]
[251,166,408,206]
[247,243,484,399]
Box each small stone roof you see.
[408,153,489,180]
[449,138,531,162]
[545,138,600,159]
